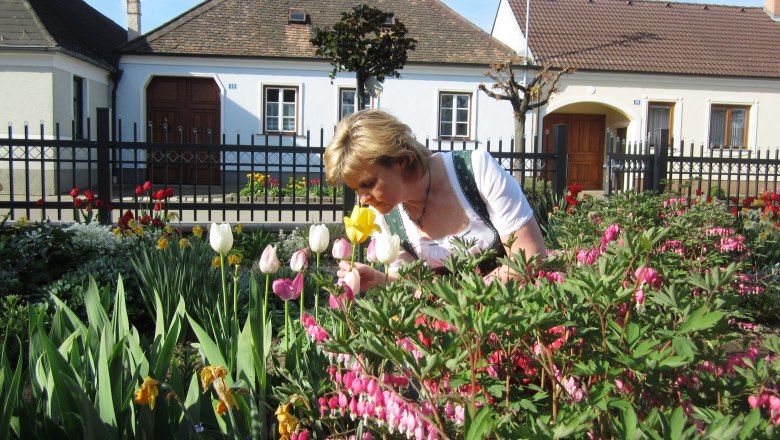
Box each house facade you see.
[493,0,780,189]
[115,0,518,147]
[0,0,126,139]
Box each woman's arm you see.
[487,217,547,284]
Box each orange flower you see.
[200,365,228,392]
[133,376,160,410]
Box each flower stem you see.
[220,254,227,319]
[315,252,321,320]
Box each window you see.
[438,92,471,138]
[264,86,297,133]
[288,8,308,24]
[709,104,748,148]
[73,76,84,139]
[647,102,673,148]
[339,88,371,120]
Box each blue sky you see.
[85,0,764,35]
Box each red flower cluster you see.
[69,187,113,223]
[565,183,584,213]
[730,190,780,219]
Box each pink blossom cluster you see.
[600,224,621,252]
[537,270,566,283]
[658,239,686,255]
[660,197,689,218]
[727,318,757,332]
[705,227,735,236]
[716,235,746,253]
[734,274,766,295]
[748,391,780,425]
[697,346,760,377]
[301,313,329,343]
[318,361,451,440]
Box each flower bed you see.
[1,189,778,439]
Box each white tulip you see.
[375,232,401,265]
[309,224,330,254]
[343,267,361,295]
[209,222,233,255]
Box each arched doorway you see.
[146,76,221,185]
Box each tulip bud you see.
[257,245,280,274]
[309,224,330,254]
[290,248,309,272]
[366,239,379,263]
[209,222,234,255]
[343,267,361,295]
[332,238,352,260]
[374,233,401,265]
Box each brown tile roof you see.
[120,0,514,66]
[507,0,780,79]
[0,0,127,70]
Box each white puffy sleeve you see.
[470,149,535,237]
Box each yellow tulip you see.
[344,205,380,244]
[133,376,160,410]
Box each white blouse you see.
[373,149,534,272]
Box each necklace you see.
[405,162,432,227]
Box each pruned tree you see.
[479,57,574,149]
[311,4,417,110]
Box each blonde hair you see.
[324,109,431,186]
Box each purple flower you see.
[272,272,303,301]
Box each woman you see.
[324,109,546,291]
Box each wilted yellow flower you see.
[18,217,29,226]
[212,256,221,268]
[276,403,299,440]
[214,385,238,417]
[343,205,380,244]
[112,227,121,236]
[167,212,178,221]
[178,238,189,248]
[200,365,228,391]
[133,225,144,237]
[228,254,241,266]
[192,225,203,238]
[133,376,160,409]
[157,237,169,250]
[233,223,244,234]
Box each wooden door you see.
[543,113,605,190]
[146,77,221,184]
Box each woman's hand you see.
[337,261,389,292]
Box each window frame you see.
[647,101,674,149]
[338,87,373,121]
[437,91,472,140]
[263,85,299,134]
[708,103,750,149]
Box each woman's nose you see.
[358,191,372,204]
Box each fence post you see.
[654,129,669,193]
[97,108,112,225]
[552,124,568,195]
[343,186,355,217]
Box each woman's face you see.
[344,160,407,214]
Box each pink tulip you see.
[332,238,352,260]
[272,272,303,301]
[366,239,379,263]
[290,248,309,272]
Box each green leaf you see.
[677,307,724,333]
[187,314,229,369]
[0,340,22,440]
[465,406,495,440]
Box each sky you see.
[85,0,765,35]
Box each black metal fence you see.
[606,129,780,210]
[0,108,561,226]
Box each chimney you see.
[126,0,141,40]
[767,0,780,21]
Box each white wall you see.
[0,52,113,139]
[116,55,519,148]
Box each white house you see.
[492,0,780,189]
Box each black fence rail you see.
[0,108,561,226]
[607,129,780,211]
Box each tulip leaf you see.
[187,314,229,370]
[237,318,255,386]
[96,328,117,429]
[84,277,110,336]
[0,339,22,440]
